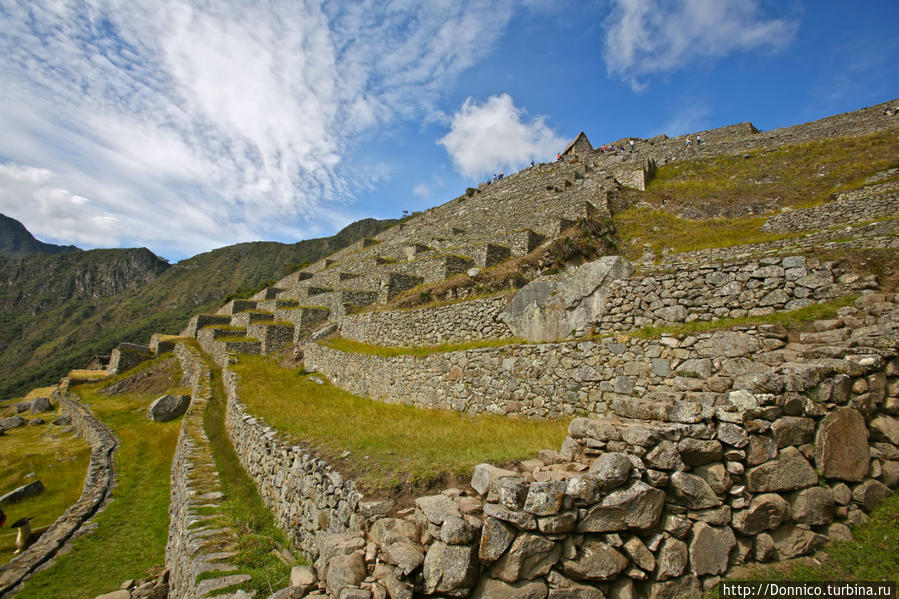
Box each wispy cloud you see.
[438,94,566,180]
[603,0,798,91]
[0,1,513,258]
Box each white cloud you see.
[0,0,514,258]
[657,102,711,136]
[412,184,430,201]
[438,94,566,180]
[603,0,798,90]
[0,163,123,248]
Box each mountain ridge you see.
[0,216,398,398]
[0,213,80,258]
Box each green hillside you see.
[0,217,396,398]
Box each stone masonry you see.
[228,293,899,598]
[167,343,255,599]
[0,395,117,597]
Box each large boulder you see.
[655,537,688,581]
[689,522,735,576]
[489,533,560,582]
[0,480,45,505]
[669,472,721,509]
[499,256,633,342]
[731,493,790,535]
[577,481,665,532]
[0,415,26,432]
[423,542,478,595]
[472,578,548,599]
[814,407,869,481]
[147,394,190,422]
[325,552,366,598]
[479,517,517,563]
[560,540,628,581]
[747,447,817,492]
[588,452,632,490]
[29,397,52,414]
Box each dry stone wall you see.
[339,295,513,346]
[210,285,899,599]
[222,368,365,558]
[760,188,899,233]
[334,254,877,350]
[0,396,117,596]
[303,295,899,599]
[167,343,255,599]
[592,254,876,334]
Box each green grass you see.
[0,417,91,564]
[707,490,899,595]
[14,358,182,599]
[199,352,298,596]
[230,355,569,494]
[613,208,800,260]
[320,336,525,357]
[627,294,860,339]
[648,128,899,208]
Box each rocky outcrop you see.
[499,256,633,342]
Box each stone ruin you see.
[7,98,898,599]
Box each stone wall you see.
[349,254,877,349]
[592,254,876,335]
[222,367,365,558]
[106,342,153,375]
[305,292,894,423]
[307,294,899,599]
[0,396,117,596]
[761,188,899,233]
[339,295,513,346]
[167,343,255,598]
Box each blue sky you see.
[0,0,897,261]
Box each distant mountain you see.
[0,213,80,257]
[0,216,397,398]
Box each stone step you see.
[182,313,233,337]
[230,310,275,328]
[149,333,191,355]
[217,299,257,315]
[275,270,313,289]
[380,272,424,301]
[255,298,300,312]
[197,325,247,343]
[274,306,331,328]
[247,322,295,354]
[251,286,287,300]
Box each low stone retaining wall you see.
[216,294,899,598]
[0,396,117,596]
[591,254,874,334]
[305,291,892,421]
[339,295,513,346]
[337,254,876,350]
[306,297,899,599]
[167,343,254,599]
[222,368,365,558]
[761,190,899,233]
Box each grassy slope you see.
[612,127,899,259]
[0,418,91,564]
[14,359,182,599]
[0,218,397,399]
[231,355,569,495]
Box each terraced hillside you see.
[2,99,897,599]
[0,217,397,399]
